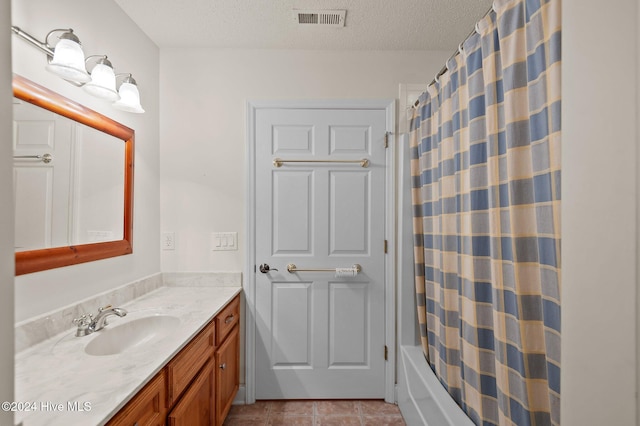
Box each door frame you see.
[245,99,396,404]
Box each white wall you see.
[0,0,15,423]
[160,48,450,272]
[11,0,161,321]
[562,0,638,424]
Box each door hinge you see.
[384,345,388,361]
[384,239,388,254]
[384,132,389,148]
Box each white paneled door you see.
[253,105,389,399]
[13,100,72,251]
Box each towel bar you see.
[273,158,369,168]
[286,263,361,274]
[13,153,53,164]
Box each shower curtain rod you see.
[414,5,494,107]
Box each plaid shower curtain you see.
[409,0,561,424]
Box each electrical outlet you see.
[162,232,175,250]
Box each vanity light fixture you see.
[45,30,91,83]
[11,25,145,114]
[113,74,145,113]
[83,56,119,101]
[11,26,91,83]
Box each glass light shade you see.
[113,82,145,113]
[83,62,120,101]
[45,38,91,83]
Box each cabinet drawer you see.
[166,321,215,406]
[215,295,240,346]
[106,370,166,426]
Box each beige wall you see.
[11,0,161,321]
[159,48,449,272]
[0,0,14,424]
[562,0,638,424]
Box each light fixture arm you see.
[11,26,55,58]
[11,26,82,60]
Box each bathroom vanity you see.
[14,285,241,426]
[107,294,240,426]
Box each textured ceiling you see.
[114,0,494,50]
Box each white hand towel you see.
[335,267,357,278]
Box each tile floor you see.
[223,400,406,425]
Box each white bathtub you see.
[398,345,475,426]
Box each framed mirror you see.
[13,74,134,275]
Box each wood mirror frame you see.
[13,74,134,275]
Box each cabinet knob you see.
[219,363,227,370]
[224,314,234,324]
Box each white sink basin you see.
[84,314,180,356]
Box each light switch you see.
[212,232,238,251]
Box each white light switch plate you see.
[212,232,238,251]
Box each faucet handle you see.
[73,314,93,337]
[98,304,113,313]
[73,313,93,325]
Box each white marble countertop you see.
[14,286,241,426]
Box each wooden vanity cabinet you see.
[166,320,215,426]
[106,294,241,426]
[214,294,239,346]
[105,370,166,426]
[216,325,239,425]
[167,321,215,407]
[214,294,240,424]
[167,359,215,426]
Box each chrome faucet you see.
[73,304,128,337]
[90,305,128,332]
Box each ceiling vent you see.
[293,10,346,27]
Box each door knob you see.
[259,263,278,273]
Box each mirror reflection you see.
[13,99,125,252]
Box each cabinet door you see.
[215,325,239,425]
[167,360,215,426]
[167,321,215,406]
[106,370,166,426]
